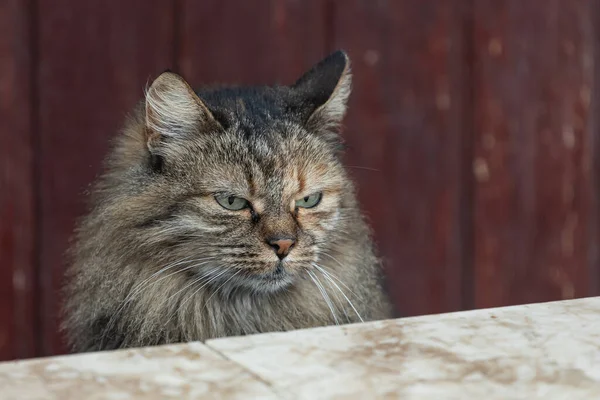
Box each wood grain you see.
[472,0,599,307]
[1,0,599,361]
[36,0,175,356]
[179,0,327,87]
[0,0,37,360]
[333,0,473,316]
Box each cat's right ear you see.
[144,71,217,152]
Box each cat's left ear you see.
[144,71,217,151]
[292,50,352,131]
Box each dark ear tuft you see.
[292,50,352,131]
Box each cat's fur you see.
[62,51,392,352]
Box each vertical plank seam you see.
[590,0,600,295]
[29,0,42,357]
[460,0,476,311]
[173,0,181,72]
[323,0,336,54]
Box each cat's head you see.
[109,51,356,294]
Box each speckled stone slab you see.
[0,342,276,400]
[2,298,599,399]
[207,297,600,399]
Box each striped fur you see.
[62,51,392,352]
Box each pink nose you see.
[267,237,296,259]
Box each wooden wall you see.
[1,0,599,361]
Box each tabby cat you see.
[62,50,392,352]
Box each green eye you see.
[215,195,249,211]
[295,192,322,209]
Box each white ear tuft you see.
[145,72,213,141]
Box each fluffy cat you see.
[62,50,392,352]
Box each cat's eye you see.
[295,192,322,209]
[215,195,249,211]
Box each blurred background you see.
[1,0,599,362]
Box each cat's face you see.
[134,51,353,294]
[159,125,349,293]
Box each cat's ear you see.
[144,71,216,150]
[292,50,352,131]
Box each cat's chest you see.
[219,283,337,332]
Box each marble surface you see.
[0,342,276,400]
[1,297,599,399]
[209,297,600,399]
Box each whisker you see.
[307,270,339,325]
[131,255,196,292]
[127,256,215,303]
[163,267,230,328]
[313,263,364,323]
[318,253,364,299]
[202,269,242,310]
[160,265,219,305]
[119,259,217,321]
[331,229,353,237]
[100,257,215,348]
[312,264,350,323]
[345,165,380,172]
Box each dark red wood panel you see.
[592,0,600,291]
[37,0,175,356]
[2,0,599,361]
[472,0,599,308]
[333,1,473,316]
[0,0,37,360]
[179,0,327,87]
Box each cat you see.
[62,50,393,352]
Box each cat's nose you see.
[267,237,296,260]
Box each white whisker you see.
[126,257,215,304]
[313,265,350,322]
[100,256,214,348]
[345,165,380,172]
[163,267,230,328]
[313,263,364,323]
[307,270,339,325]
[202,269,242,310]
[161,265,219,305]
[319,253,363,300]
